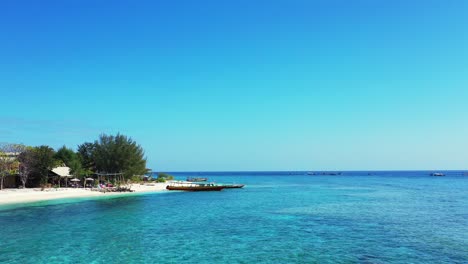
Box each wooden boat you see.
[166,182,224,191]
[186,177,208,182]
[222,184,245,189]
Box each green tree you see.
[77,142,96,173]
[68,158,83,178]
[158,172,174,181]
[33,146,57,186]
[54,146,82,177]
[92,134,147,179]
[54,146,76,166]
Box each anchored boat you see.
[166,182,224,191]
[222,184,245,189]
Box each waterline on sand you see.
[0,183,169,207]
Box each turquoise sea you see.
[1,172,467,263]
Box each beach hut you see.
[50,166,73,187]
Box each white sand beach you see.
[0,183,169,206]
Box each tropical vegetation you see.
[0,133,148,189]
[157,172,174,182]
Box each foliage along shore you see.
[0,133,148,190]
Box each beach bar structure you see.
[50,166,73,187]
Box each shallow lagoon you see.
[1,173,467,263]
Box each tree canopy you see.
[77,142,96,173]
[55,146,75,167]
[32,146,57,185]
[79,134,147,179]
[55,146,82,177]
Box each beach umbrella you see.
[85,178,94,181]
[71,178,80,182]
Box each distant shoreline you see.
[165,170,468,176]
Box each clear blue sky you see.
[1,0,467,171]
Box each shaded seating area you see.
[40,170,135,192]
[69,178,80,188]
[84,178,94,188]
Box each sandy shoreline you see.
[0,183,169,206]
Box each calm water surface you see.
[1,172,467,263]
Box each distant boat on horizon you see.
[186,177,208,182]
[307,172,342,176]
[431,172,445,177]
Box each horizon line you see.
[158,169,468,173]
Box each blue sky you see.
[1,0,467,171]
